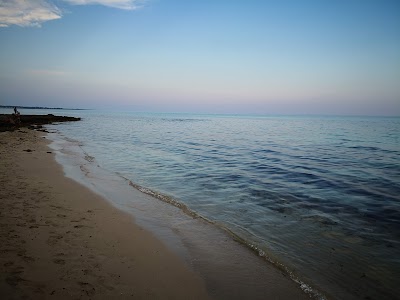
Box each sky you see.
[0,0,399,115]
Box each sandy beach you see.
[0,126,312,300]
[0,128,209,299]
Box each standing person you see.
[13,107,21,126]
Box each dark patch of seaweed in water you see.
[117,173,327,300]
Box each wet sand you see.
[0,128,311,299]
[0,129,209,299]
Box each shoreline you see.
[46,126,313,299]
[0,128,209,299]
[122,175,326,299]
[1,127,312,299]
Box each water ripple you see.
[53,113,400,300]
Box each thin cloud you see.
[0,0,62,27]
[63,0,144,10]
[0,0,144,27]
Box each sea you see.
[4,108,400,299]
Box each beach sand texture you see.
[0,129,209,299]
[1,128,311,300]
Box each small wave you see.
[118,175,207,221]
[347,145,399,155]
[222,227,327,300]
[116,173,327,300]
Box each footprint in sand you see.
[22,256,35,262]
[6,275,26,286]
[3,261,14,267]
[53,259,66,265]
[47,234,63,246]
[82,269,91,275]
[78,282,96,296]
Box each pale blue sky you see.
[0,0,399,115]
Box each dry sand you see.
[0,128,209,299]
[0,128,313,300]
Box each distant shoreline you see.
[1,106,398,118]
[0,105,89,111]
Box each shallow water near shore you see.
[45,116,313,300]
[5,108,399,299]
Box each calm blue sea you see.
[8,109,400,299]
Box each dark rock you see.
[0,114,81,132]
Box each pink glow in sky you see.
[0,0,399,115]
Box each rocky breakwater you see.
[0,114,81,132]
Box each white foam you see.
[46,128,325,300]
